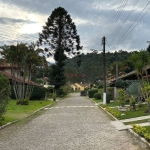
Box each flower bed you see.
[132,124,150,142]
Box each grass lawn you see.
[92,99,103,103]
[1,100,55,126]
[109,104,150,120]
[104,101,120,107]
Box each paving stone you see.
[0,93,149,150]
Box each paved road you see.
[0,93,149,150]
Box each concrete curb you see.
[90,98,118,121]
[128,128,150,147]
[0,103,55,130]
[90,98,150,148]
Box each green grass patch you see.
[105,101,120,107]
[92,98,103,103]
[145,126,150,133]
[124,119,149,125]
[1,100,54,126]
[104,104,150,120]
[121,104,150,119]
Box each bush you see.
[105,107,122,119]
[144,133,150,142]
[93,93,101,100]
[107,87,114,100]
[10,85,16,99]
[132,124,147,137]
[0,73,11,123]
[88,89,98,98]
[57,89,67,97]
[98,83,103,89]
[117,89,128,107]
[30,86,46,100]
[132,124,150,142]
[16,99,29,105]
[106,93,111,104]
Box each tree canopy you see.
[38,7,82,90]
[0,43,45,104]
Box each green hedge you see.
[106,93,111,103]
[88,89,98,98]
[30,86,46,100]
[56,89,67,98]
[0,73,10,124]
[93,93,101,99]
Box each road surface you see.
[0,93,149,150]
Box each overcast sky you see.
[0,0,150,55]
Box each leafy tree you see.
[146,44,150,53]
[38,7,82,90]
[141,82,150,112]
[129,50,149,82]
[117,89,128,107]
[0,73,10,123]
[0,43,44,104]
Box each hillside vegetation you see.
[64,50,135,84]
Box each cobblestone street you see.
[0,93,149,150]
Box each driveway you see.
[0,93,149,150]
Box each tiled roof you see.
[0,71,40,86]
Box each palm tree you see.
[0,43,44,104]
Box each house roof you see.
[117,70,136,80]
[108,65,150,86]
[0,71,40,86]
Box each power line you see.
[112,1,150,50]
[109,0,139,46]
[106,0,125,35]
[0,26,38,40]
[106,0,128,37]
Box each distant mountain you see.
[64,50,133,84]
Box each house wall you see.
[70,83,85,91]
[0,66,28,81]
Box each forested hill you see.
[64,50,135,84]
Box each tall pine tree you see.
[38,7,82,90]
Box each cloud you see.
[0,17,36,25]
[0,0,150,52]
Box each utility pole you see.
[114,52,118,101]
[102,36,106,105]
[115,52,118,80]
[147,41,150,52]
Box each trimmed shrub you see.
[144,133,150,142]
[93,93,101,100]
[17,99,29,105]
[57,89,67,98]
[105,107,122,119]
[30,86,46,100]
[132,124,147,137]
[107,87,114,100]
[106,93,111,104]
[98,83,103,89]
[0,73,11,124]
[88,89,98,98]
[132,124,150,142]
